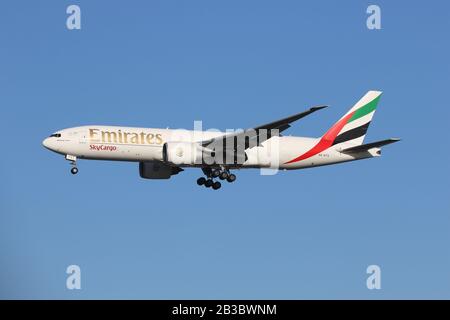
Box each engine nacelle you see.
[163,142,204,165]
[163,141,249,166]
[139,161,183,179]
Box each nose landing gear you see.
[197,168,236,190]
[66,155,78,175]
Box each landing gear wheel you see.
[197,177,206,186]
[212,181,221,190]
[205,179,213,188]
[70,167,79,175]
[212,169,220,178]
[219,171,229,180]
[227,173,236,183]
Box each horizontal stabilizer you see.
[341,138,400,153]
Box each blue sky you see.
[1,0,449,299]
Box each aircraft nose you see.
[42,137,52,150]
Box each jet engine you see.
[139,161,183,179]
[163,141,249,166]
[162,142,204,165]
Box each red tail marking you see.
[285,111,355,164]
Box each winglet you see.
[310,105,328,112]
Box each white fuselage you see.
[42,125,379,170]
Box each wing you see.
[201,106,327,147]
[201,106,327,150]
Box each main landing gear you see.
[197,168,237,190]
[66,155,78,175]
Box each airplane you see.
[42,91,399,190]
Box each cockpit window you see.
[50,133,61,138]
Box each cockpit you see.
[49,133,61,138]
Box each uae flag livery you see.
[285,91,382,164]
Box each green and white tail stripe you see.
[284,91,384,164]
[331,91,382,146]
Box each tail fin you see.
[322,91,382,147]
